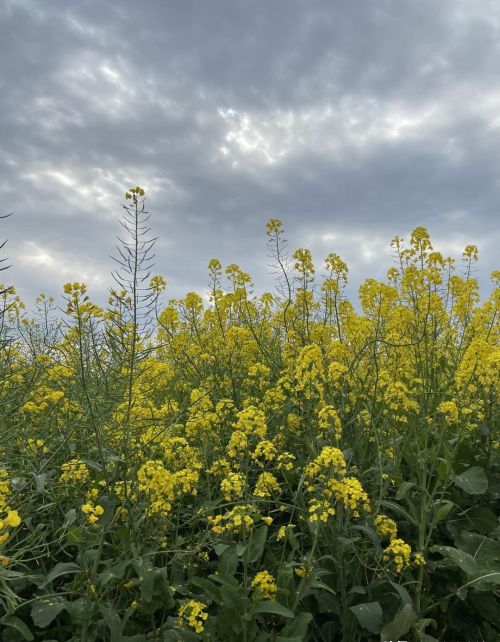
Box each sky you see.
[1,0,499,309]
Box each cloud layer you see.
[1,0,499,307]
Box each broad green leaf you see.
[432,500,455,524]
[214,543,230,556]
[463,506,498,534]
[220,584,247,613]
[253,601,295,618]
[1,615,34,641]
[66,526,84,545]
[63,508,77,527]
[218,545,238,576]
[379,604,417,640]
[134,559,156,602]
[34,473,48,493]
[279,612,313,638]
[453,466,488,494]
[248,525,268,563]
[98,560,130,588]
[349,601,383,634]
[395,481,415,500]
[388,580,413,606]
[430,545,479,575]
[469,591,500,625]
[352,524,382,553]
[99,605,123,642]
[380,500,417,526]
[190,576,222,603]
[31,598,66,628]
[41,562,81,587]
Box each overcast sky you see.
[1,0,499,308]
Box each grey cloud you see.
[0,0,498,309]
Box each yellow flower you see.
[220,472,246,502]
[253,472,280,498]
[413,552,426,566]
[178,599,208,633]
[3,510,21,528]
[60,459,90,485]
[251,570,277,600]
[374,514,398,541]
[383,538,412,573]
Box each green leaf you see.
[379,604,417,640]
[432,500,455,524]
[99,605,124,642]
[41,562,81,587]
[66,526,84,545]
[134,559,156,602]
[379,500,417,526]
[31,598,66,628]
[253,601,295,619]
[190,576,222,603]
[63,508,77,527]
[453,466,488,494]
[395,481,415,500]
[248,525,268,563]
[98,560,130,588]
[214,543,230,556]
[279,611,313,639]
[463,507,498,534]
[430,546,479,575]
[34,473,48,493]
[388,580,413,606]
[220,584,246,613]
[349,601,383,634]
[1,615,35,641]
[218,545,238,576]
[352,524,382,553]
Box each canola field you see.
[0,188,499,641]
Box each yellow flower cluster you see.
[318,405,342,440]
[234,405,267,438]
[208,504,259,534]
[304,447,347,490]
[437,400,459,424]
[227,430,248,458]
[374,514,398,541]
[178,599,208,633]
[137,460,199,517]
[277,524,295,540]
[308,499,336,522]
[251,570,277,600]
[81,502,104,525]
[253,472,280,498]
[26,438,48,454]
[327,477,371,517]
[294,344,324,399]
[0,470,11,514]
[125,185,145,202]
[0,510,21,546]
[60,459,90,485]
[220,472,246,502]
[383,538,412,574]
[276,452,295,471]
[252,439,277,464]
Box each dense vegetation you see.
[0,188,498,641]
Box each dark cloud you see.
[0,0,498,309]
